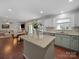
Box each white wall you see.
[10,22,21,33]
[0,19,21,33]
[37,18,54,27]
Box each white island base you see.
[21,35,55,59]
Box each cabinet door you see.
[55,34,63,46]
[70,36,79,52]
[62,35,70,49]
[74,13,79,26]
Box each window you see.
[56,19,71,30]
[56,19,70,23]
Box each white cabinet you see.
[74,12,79,26]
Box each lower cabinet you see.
[70,36,79,51]
[55,35,62,46]
[55,34,79,52]
[62,35,70,49]
[55,34,70,48]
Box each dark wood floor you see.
[0,38,25,59]
[0,37,79,59]
[55,46,79,59]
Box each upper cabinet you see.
[53,13,74,30]
[37,12,79,28]
[53,12,79,29]
[74,12,79,27]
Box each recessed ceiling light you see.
[69,0,73,2]
[58,14,67,18]
[33,17,36,19]
[8,9,12,12]
[60,11,64,13]
[5,16,9,18]
[6,22,10,24]
[40,11,44,14]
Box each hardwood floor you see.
[55,46,79,59]
[0,37,79,59]
[0,37,25,59]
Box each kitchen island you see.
[20,35,55,59]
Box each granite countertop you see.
[0,35,12,38]
[43,29,79,36]
[20,35,55,48]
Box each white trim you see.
[23,53,28,59]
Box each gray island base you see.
[20,35,55,59]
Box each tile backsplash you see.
[72,27,79,32]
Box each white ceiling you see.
[0,0,79,22]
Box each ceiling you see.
[0,0,79,22]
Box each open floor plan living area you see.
[0,0,79,59]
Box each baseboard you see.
[23,53,28,59]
